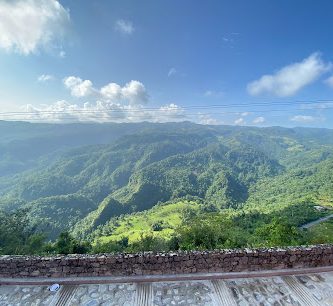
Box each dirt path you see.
[300,214,333,229]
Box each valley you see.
[1,121,333,254]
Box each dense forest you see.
[1,121,333,255]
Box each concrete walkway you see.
[1,268,333,305]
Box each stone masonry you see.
[0,245,333,278]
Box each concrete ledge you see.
[1,265,333,286]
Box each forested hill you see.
[0,121,333,241]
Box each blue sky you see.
[1,0,333,127]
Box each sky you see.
[1,0,333,127]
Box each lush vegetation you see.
[306,218,333,244]
[1,121,333,254]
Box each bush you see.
[53,231,92,254]
[151,221,164,231]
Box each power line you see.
[0,99,331,122]
[0,99,332,117]
[0,109,317,120]
[0,109,327,122]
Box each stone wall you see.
[1,245,333,278]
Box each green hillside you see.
[94,200,201,244]
[1,121,333,253]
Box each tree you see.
[252,218,304,247]
[54,231,92,254]
[151,221,164,231]
[0,208,46,255]
[55,232,75,254]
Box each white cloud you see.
[115,19,134,34]
[253,116,265,124]
[155,104,185,122]
[247,53,331,97]
[198,114,221,125]
[0,0,70,55]
[100,80,149,105]
[122,80,149,105]
[240,112,250,117]
[325,75,333,88]
[63,76,149,106]
[59,50,66,58]
[100,83,122,101]
[290,115,316,123]
[63,76,94,97]
[234,117,245,125]
[301,101,333,110]
[204,90,224,98]
[15,101,185,123]
[38,74,54,82]
[168,68,177,77]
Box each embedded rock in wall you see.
[0,245,332,278]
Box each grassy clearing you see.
[97,201,200,243]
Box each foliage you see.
[306,218,333,244]
[53,231,91,254]
[0,209,46,255]
[252,218,305,247]
[151,221,164,231]
[93,201,201,244]
[1,122,333,254]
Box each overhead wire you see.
[0,98,332,116]
[0,98,331,121]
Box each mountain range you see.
[1,121,333,242]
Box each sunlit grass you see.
[97,201,200,243]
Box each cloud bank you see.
[20,100,185,123]
[10,75,182,123]
[291,115,316,123]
